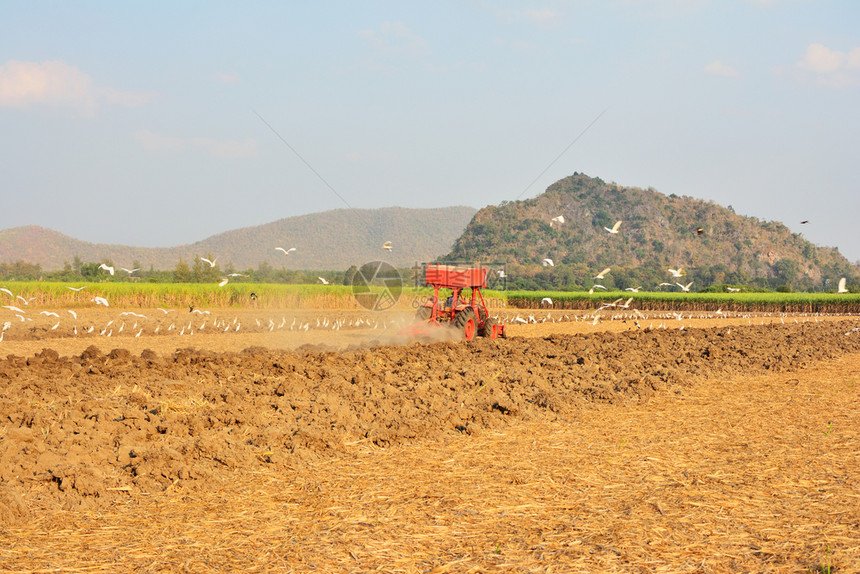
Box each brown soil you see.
[1,307,859,571]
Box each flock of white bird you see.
[544,214,851,295]
[0,220,853,344]
[3,276,853,346]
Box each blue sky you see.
[2,1,858,261]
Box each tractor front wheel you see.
[453,308,477,341]
[480,317,498,340]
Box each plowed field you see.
[1,306,859,572]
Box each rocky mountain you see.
[446,173,857,291]
[0,206,477,272]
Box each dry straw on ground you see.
[2,351,858,572]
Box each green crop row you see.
[506,289,860,313]
[11,281,853,313]
[0,281,361,309]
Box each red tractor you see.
[403,264,505,341]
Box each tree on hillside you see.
[255,261,274,283]
[193,254,220,283]
[343,265,358,286]
[173,259,192,283]
[0,261,42,280]
[80,262,102,279]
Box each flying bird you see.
[66,286,87,292]
[800,220,809,224]
[604,221,622,234]
[227,273,247,277]
[0,288,13,298]
[200,257,217,268]
[3,305,25,314]
[542,258,554,267]
[727,287,741,293]
[119,311,146,319]
[550,215,565,227]
[98,263,115,276]
[275,247,296,255]
[837,277,848,294]
[625,287,642,292]
[593,267,611,280]
[668,268,684,278]
[676,282,694,292]
[92,296,109,306]
[318,277,329,285]
[695,227,705,236]
[218,278,229,287]
[658,282,674,288]
[541,297,553,306]
[39,311,60,318]
[382,241,393,251]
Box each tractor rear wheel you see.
[480,317,498,340]
[453,308,477,341]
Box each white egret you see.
[604,221,622,234]
[98,263,115,276]
[542,258,554,267]
[593,267,610,279]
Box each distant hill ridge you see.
[0,206,477,272]
[446,173,857,290]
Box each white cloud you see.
[704,60,739,78]
[0,60,154,116]
[133,130,257,159]
[799,43,842,73]
[797,43,860,87]
[214,71,239,84]
[496,7,558,26]
[358,21,430,59]
[523,9,557,25]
